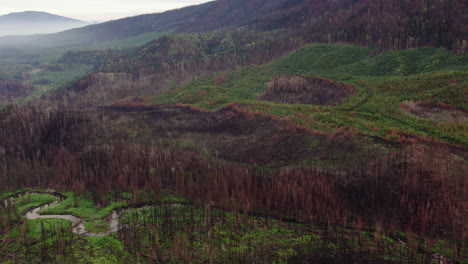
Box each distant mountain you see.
[0,0,299,50]
[0,11,88,36]
[0,0,466,53]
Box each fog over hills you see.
[0,0,465,54]
[0,11,89,36]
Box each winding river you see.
[0,191,453,263]
[2,192,121,237]
[2,191,301,237]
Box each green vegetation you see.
[153,44,468,146]
[0,192,134,263]
[84,235,134,263]
[88,30,174,50]
[39,192,127,224]
[117,204,461,264]
[161,192,191,203]
[274,45,467,77]
[0,54,93,106]
[0,0,466,262]
[25,218,72,239]
[2,221,134,263]
[1,189,464,263]
[120,205,316,263]
[30,64,93,94]
[0,188,35,200]
[11,193,57,214]
[84,220,110,233]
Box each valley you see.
[0,0,467,263]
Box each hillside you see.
[0,0,467,263]
[255,0,468,53]
[0,43,466,262]
[0,0,466,53]
[58,43,467,147]
[0,0,296,50]
[0,11,88,36]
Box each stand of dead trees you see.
[0,101,465,247]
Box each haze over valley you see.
[0,11,89,36]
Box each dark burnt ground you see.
[104,102,389,167]
[401,101,468,123]
[259,76,355,106]
[105,103,323,166]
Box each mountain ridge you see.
[0,11,85,23]
[0,11,88,37]
[0,0,465,54]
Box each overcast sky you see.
[0,0,212,21]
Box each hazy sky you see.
[0,0,212,21]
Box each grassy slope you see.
[153,44,468,146]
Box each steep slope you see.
[0,11,88,36]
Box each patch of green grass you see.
[152,43,468,146]
[26,218,71,239]
[35,192,127,237]
[30,64,93,94]
[84,220,111,233]
[272,43,370,76]
[0,188,34,200]
[39,192,127,222]
[11,193,57,214]
[84,235,133,263]
[5,218,134,263]
[274,44,467,77]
